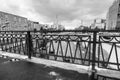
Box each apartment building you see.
[106,0,120,30]
[0,11,29,31]
[0,11,42,31]
[28,20,43,31]
[90,19,106,30]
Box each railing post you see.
[26,31,32,59]
[90,31,97,80]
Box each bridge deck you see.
[0,52,89,80]
[0,51,120,79]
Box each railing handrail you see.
[0,29,120,32]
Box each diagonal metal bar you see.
[115,44,120,70]
[105,43,114,68]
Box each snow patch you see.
[49,71,59,76]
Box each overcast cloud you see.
[0,0,114,29]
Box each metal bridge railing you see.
[0,30,120,80]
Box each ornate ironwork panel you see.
[0,31,27,55]
[31,31,92,66]
[97,32,120,71]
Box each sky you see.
[0,0,114,29]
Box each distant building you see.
[77,25,85,30]
[0,11,42,31]
[75,25,89,30]
[106,0,120,30]
[50,24,65,30]
[0,11,28,31]
[50,15,65,30]
[51,18,65,30]
[90,19,106,30]
[28,20,42,31]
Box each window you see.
[118,13,120,17]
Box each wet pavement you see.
[0,57,89,80]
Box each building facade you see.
[0,11,29,31]
[90,19,106,30]
[106,0,120,30]
[0,11,42,31]
[27,20,43,31]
